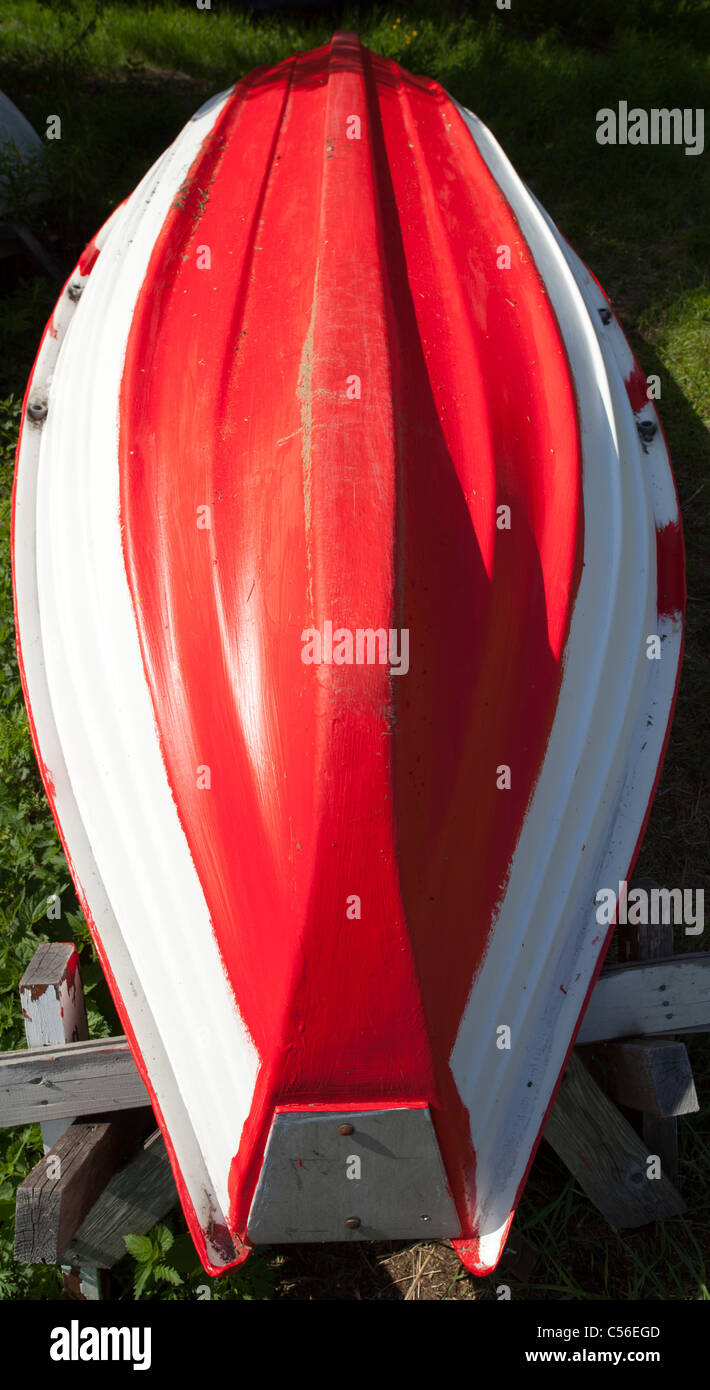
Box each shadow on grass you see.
[0,15,708,285]
[630,335,710,897]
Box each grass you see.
[0,0,708,1300]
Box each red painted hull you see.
[120,31,582,1241]
[13,33,684,1272]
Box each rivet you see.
[27,400,47,422]
[67,282,83,302]
[598,307,612,325]
[420,1215,432,1223]
[344,1216,361,1230]
[638,420,657,442]
[338,1123,354,1136]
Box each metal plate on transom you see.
[246,1105,459,1243]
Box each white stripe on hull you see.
[15,88,259,1262]
[452,106,682,1271]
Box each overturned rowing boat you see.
[12,33,684,1274]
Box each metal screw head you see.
[344,1217,361,1230]
[27,400,47,422]
[638,420,657,442]
[598,307,612,325]
[67,282,83,302]
[338,1123,354,1136]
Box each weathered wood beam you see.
[631,915,680,1182]
[20,943,88,1047]
[14,1110,154,1265]
[616,883,673,963]
[62,1129,177,1270]
[2,953,707,1129]
[577,952,710,1044]
[19,943,104,1297]
[0,1038,149,1127]
[579,1038,699,1117]
[20,942,89,1151]
[545,1052,685,1228]
[641,1114,679,1188]
[61,1265,110,1300]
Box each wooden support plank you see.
[61,1265,111,1300]
[62,1129,177,1270]
[13,1109,154,1265]
[545,1052,685,1228]
[579,1039,699,1117]
[18,942,103,1296]
[20,943,88,1047]
[616,881,673,963]
[642,1114,678,1188]
[0,1038,149,1126]
[2,954,707,1130]
[577,953,710,1043]
[631,914,680,1182]
[20,942,89,1151]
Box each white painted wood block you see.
[20,942,89,1150]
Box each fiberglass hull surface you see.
[12,33,684,1274]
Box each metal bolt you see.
[27,400,47,422]
[67,282,83,302]
[344,1217,361,1230]
[598,307,612,325]
[338,1123,354,1136]
[638,420,657,443]
[420,1215,432,1223]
